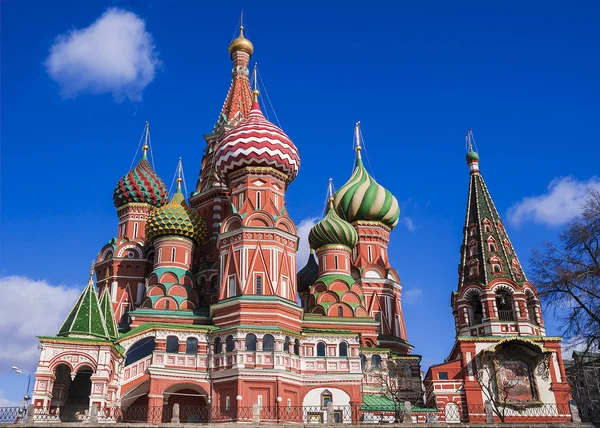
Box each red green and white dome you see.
[215,91,300,183]
[113,149,168,208]
[333,149,400,229]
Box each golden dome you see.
[228,26,254,58]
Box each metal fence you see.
[0,402,575,424]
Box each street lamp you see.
[11,366,32,403]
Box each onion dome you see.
[466,149,479,163]
[113,145,168,208]
[297,252,318,293]
[146,179,207,244]
[215,90,300,183]
[333,137,400,229]
[309,199,358,250]
[228,25,254,58]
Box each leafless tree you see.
[530,189,600,354]
[368,358,422,422]
[475,352,521,423]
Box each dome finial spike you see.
[240,9,244,34]
[354,122,363,165]
[89,260,96,284]
[252,63,259,103]
[142,121,150,159]
[327,178,334,208]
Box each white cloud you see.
[0,276,81,369]
[295,217,318,272]
[401,216,416,232]
[0,390,19,407]
[45,8,160,101]
[402,288,423,304]
[508,176,600,227]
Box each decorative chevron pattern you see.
[333,154,400,229]
[113,157,168,208]
[309,202,358,250]
[215,102,300,183]
[146,188,207,244]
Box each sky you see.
[1,0,599,405]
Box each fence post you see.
[402,401,413,424]
[90,403,99,423]
[252,403,261,424]
[171,403,180,423]
[326,402,334,424]
[484,401,494,424]
[569,400,581,423]
[25,404,35,423]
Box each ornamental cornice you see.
[228,166,288,183]
[352,220,392,233]
[315,245,352,255]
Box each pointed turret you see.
[458,131,526,290]
[58,264,110,339]
[99,289,118,340]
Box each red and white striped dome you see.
[215,94,300,183]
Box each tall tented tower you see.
[423,135,571,422]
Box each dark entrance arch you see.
[51,364,93,421]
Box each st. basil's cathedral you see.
[29,24,572,424]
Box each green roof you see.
[58,277,110,340]
[99,289,118,340]
[361,395,436,412]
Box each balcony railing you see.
[498,309,515,321]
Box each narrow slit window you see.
[133,222,138,238]
[256,192,261,210]
[334,255,339,269]
[171,248,176,262]
[368,246,372,262]
[256,275,262,295]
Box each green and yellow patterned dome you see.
[333,146,400,229]
[309,199,358,250]
[146,180,207,244]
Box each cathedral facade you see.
[30,26,421,422]
[30,25,571,424]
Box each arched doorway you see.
[50,364,93,422]
[163,383,209,423]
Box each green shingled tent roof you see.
[58,273,110,340]
[99,289,118,340]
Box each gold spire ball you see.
[228,25,254,58]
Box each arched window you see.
[469,242,478,256]
[468,260,479,276]
[489,243,497,252]
[165,300,171,310]
[360,354,367,370]
[467,293,484,325]
[484,223,491,233]
[166,336,179,353]
[337,306,343,317]
[263,334,275,352]
[317,342,326,357]
[186,337,198,355]
[372,354,382,369]
[228,276,236,297]
[294,339,300,356]
[339,342,348,357]
[125,337,155,366]
[496,289,515,321]
[245,334,257,351]
[526,291,539,325]
[256,275,262,295]
[214,337,222,354]
[284,336,290,353]
[374,313,381,334]
[225,335,234,352]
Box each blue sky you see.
[1,0,599,404]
